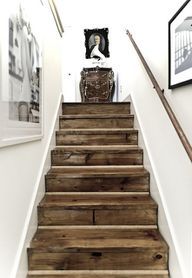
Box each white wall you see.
[121,3,192,277]
[0,1,63,277]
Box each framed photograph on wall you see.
[168,0,192,89]
[0,0,43,148]
[84,28,110,60]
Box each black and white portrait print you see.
[84,28,110,60]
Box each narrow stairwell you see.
[27,102,169,278]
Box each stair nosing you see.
[50,165,144,169]
[28,270,169,275]
[54,144,139,148]
[59,114,134,119]
[37,225,158,229]
[57,128,137,131]
[45,192,149,196]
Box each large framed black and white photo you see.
[168,0,192,89]
[0,0,43,148]
[84,28,110,60]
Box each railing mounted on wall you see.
[126,30,192,162]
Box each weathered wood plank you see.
[39,193,156,209]
[46,166,147,178]
[59,115,134,129]
[62,102,131,115]
[28,249,167,270]
[51,147,143,166]
[38,207,93,226]
[38,194,157,225]
[46,175,149,192]
[31,228,167,250]
[56,130,138,146]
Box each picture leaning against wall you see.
[0,0,43,148]
[169,0,192,88]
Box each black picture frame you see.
[84,28,110,59]
[168,0,192,89]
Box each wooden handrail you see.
[126,30,192,162]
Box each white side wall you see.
[123,29,192,278]
[0,1,63,277]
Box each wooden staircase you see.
[27,102,169,278]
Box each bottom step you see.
[28,270,169,277]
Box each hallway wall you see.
[0,1,63,277]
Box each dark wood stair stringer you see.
[27,102,169,278]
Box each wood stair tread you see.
[30,228,168,250]
[39,193,157,209]
[47,166,148,178]
[57,128,137,134]
[60,114,133,119]
[62,102,131,115]
[52,146,142,151]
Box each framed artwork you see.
[168,0,192,89]
[48,0,64,37]
[84,28,110,60]
[0,0,43,148]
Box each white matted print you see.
[0,0,43,148]
[169,0,192,89]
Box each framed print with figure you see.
[84,28,110,60]
[0,0,43,148]
[169,0,192,88]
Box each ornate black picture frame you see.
[168,0,192,89]
[84,28,110,59]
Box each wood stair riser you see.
[59,117,134,129]
[28,249,167,271]
[51,149,143,166]
[62,103,131,115]
[38,207,157,226]
[45,175,150,192]
[56,131,138,146]
[30,228,168,249]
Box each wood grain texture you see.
[59,115,134,129]
[38,194,157,225]
[27,102,169,276]
[62,102,131,115]
[56,129,138,146]
[31,228,168,250]
[45,175,149,192]
[51,146,143,166]
[28,249,167,270]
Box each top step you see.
[62,102,131,115]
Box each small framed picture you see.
[169,0,192,89]
[84,28,110,60]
